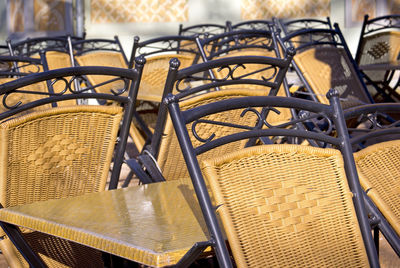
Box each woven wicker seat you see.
[0,65,143,267]
[202,144,370,267]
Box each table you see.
[0,180,210,267]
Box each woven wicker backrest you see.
[139,54,196,102]
[357,31,400,81]
[354,140,400,236]
[0,105,123,267]
[0,66,142,268]
[214,50,291,125]
[75,51,128,94]
[0,78,50,114]
[157,89,266,182]
[294,46,370,107]
[0,105,122,207]
[202,144,370,267]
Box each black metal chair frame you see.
[178,23,229,38]
[278,23,374,105]
[355,14,400,102]
[226,20,274,31]
[165,88,380,267]
[125,52,294,185]
[0,64,144,266]
[277,17,333,36]
[0,55,44,78]
[72,35,128,65]
[344,102,400,257]
[6,35,80,57]
[129,35,199,68]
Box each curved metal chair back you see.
[166,88,379,267]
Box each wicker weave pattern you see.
[0,105,123,267]
[354,140,400,236]
[75,51,128,94]
[0,78,50,114]
[358,31,400,81]
[0,105,122,206]
[202,145,369,267]
[295,46,369,107]
[139,54,195,102]
[157,89,266,181]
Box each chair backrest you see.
[280,23,373,106]
[178,23,228,38]
[344,102,400,256]
[147,53,293,182]
[73,37,129,95]
[166,88,379,267]
[278,17,332,36]
[7,36,73,57]
[0,65,143,191]
[0,65,143,267]
[130,35,199,103]
[226,20,273,31]
[355,15,400,67]
[355,15,400,102]
[197,29,280,61]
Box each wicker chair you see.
[0,65,144,267]
[127,35,199,152]
[125,53,293,186]
[355,15,400,102]
[343,103,400,257]
[165,88,379,267]
[279,23,373,107]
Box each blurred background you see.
[2,0,399,57]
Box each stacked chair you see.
[125,27,294,185]
[0,15,399,268]
[127,35,199,152]
[278,20,374,108]
[355,15,400,102]
[0,64,144,267]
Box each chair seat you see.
[0,180,209,267]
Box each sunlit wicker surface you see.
[294,46,370,107]
[138,54,195,102]
[157,89,266,182]
[202,144,369,267]
[354,140,400,236]
[358,31,400,81]
[0,180,209,267]
[75,51,128,94]
[0,105,123,267]
[0,78,51,114]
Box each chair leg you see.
[373,226,380,257]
